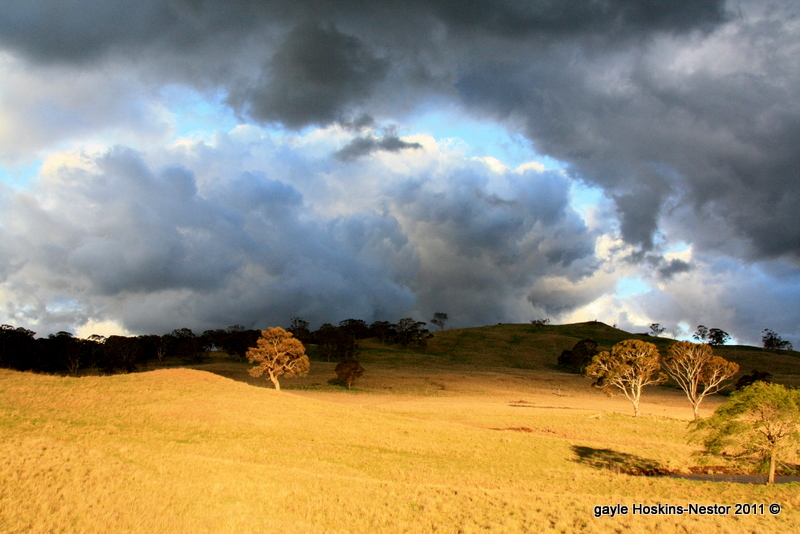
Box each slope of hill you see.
[349,321,799,386]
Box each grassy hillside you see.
[1,322,798,532]
[313,321,800,387]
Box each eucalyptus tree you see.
[585,339,666,417]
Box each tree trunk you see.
[632,399,640,417]
[768,449,776,485]
[269,372,281,391]
[692,403,700,421]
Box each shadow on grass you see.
[571,445,670,476]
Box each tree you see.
[585,339,666,417]
[736,370,773,390]
[395,318,431,348]
[693,325,730,346]
[662,341,739,420]
[649,323,666,337]
[762,329,793,351]
[369,321,395,343]
[0,325,36,370]
[431,312,448,331]
[218,326,260,362]
[287,317,311,343]
[693,325,710,343]
[48,331,84,376]
[166,328,203,363]
[338,319,370,339]
[335,359,365,389]
[102,335,143,374]
[135,334,162,363]
[707,328,731,346]
[557,339,598,374]
[690,381,800,484]
[247,327,310,391]
[315,323,357,362]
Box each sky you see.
[0,0,798,347]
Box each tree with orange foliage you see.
[585,339,666,417]
[663,341,738,420]
[247,327,309,391]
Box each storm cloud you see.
[0,0,798,346]
[0,134,597,335]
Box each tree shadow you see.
[571,445,671,476]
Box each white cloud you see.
[76,319,129,339]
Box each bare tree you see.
[585,339,666,417]
[663,341,739,420]
[247,327,310,391]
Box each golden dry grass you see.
[2,351,798,533]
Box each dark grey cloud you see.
[385,165,597,326]
[0,0,725,60]
[227,23,389,127]
[430,0,727,40]
[1,0,728,125]
[334,133,422,161]
[453,2,800,263]
[0,1,175,63]
[657,258,692,280]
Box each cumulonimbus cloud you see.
[0,134,600,335]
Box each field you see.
[1,322,798,533]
